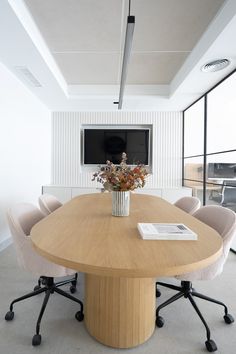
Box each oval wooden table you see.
[31,194,222,349]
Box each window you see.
[183,70,236,208]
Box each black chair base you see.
[34,272,78,293]
[5,276,84,346]
[156,281,234,352]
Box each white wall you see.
[52,111,183,189]
[0,63,51,249]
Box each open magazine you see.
[137,223,197,240]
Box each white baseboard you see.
[0,236,12,252]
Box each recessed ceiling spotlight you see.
[201,59,230,73]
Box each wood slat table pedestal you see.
[85,274,155,348]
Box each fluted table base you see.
[84,274,156,348]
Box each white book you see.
[137,223,197,240]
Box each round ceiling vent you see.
[201,59,230,73]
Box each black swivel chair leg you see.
[54,286,84,321]
[5,276,84,346]
[156,291,184,315]
[54,277,76,288]
[156,281,182,298]
[192,291,228,314]
[70,272,78,293]
[192,291,234,324]
[73,272,78,286]
[155,279,234,352]
[188,294,211,341]
[74,272,78,282]
[188,294,217,352]
[32,289,51,346]
[156,291,184,327]
[49,273,78,293]
[5,287,47,318]
[37,273,78,293]
[54,287,83,311]
[54,273,78,287]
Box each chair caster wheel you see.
[224,313,234,324]
[205,339,217,352]
[70,285,76,294]
[156,316,164,328]
[75,311,84,322]
[34,285,41,291]
[32,334,41,346]
[5,311,14,321]
[156,288,161,297]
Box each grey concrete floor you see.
[0,245,236,354]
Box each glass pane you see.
[192,183,204,206]
[183,157,204,205]
[184,98,204,157]
[206,151,236,180]
[205,180,236,211]
[205,152,236,211]
[207,72,236,154]
[184,156,204,186]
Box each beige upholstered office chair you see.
[156,205,236,352]
[156,196,201,298]
[174,196,201,215]
[38,193,62,216]
[5,203,84,346]
[38,194,78,292]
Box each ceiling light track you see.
[116,0,135,110]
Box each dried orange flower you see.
[92,152,149,191]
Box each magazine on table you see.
[137,223,197,240]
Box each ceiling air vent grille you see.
[201,59,230,73]
[14,66,42,87]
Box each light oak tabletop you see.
[31,193,223,278]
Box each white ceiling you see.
[23,0,225,85]
[0,0,236,110]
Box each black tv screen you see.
[83,129,149,165]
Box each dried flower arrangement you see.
[92,152,149,191]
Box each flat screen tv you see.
[207,163,236,179]
[83,128,150,165]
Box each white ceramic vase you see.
[112,191,130,216]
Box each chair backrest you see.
[178,205,236,281]
[221,180,236,205]
[174,196,201,215]
[38,194,62,215]
[7,203,45,270]
[7,203,74,277]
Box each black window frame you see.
[182,68,236,205]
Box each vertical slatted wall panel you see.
[52,111,182,188]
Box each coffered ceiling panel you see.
[22,0,226,87]
[132,0,225,51]
[24,0,123,51]
[54,53,120,84]
[127,52,189,84]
